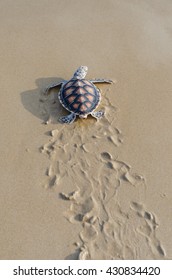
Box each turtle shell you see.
[59,79,100,116]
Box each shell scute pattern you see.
[59,79,100,115]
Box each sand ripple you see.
[39,86,165,259]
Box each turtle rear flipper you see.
[59,112,76,124]
[91,110,104,119]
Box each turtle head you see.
[73,66,88,79]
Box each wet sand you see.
[0,0,172,259]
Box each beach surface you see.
[0,0,172,259]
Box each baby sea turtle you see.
[45,66,113,124]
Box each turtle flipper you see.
[90,79,114,84]
[44,80,66,95]
[59,113,76,124]
[91,110,104,119]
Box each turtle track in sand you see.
[39,86,165,259]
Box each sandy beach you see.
[0,0,172,259]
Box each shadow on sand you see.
[20,76,65,123]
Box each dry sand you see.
[0,0,172,259]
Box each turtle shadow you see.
[20,76,65,123]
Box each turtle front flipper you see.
[91,110,104,120]
[59,112,76,124]
[90,79,114,84]
[44,80,66,95]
